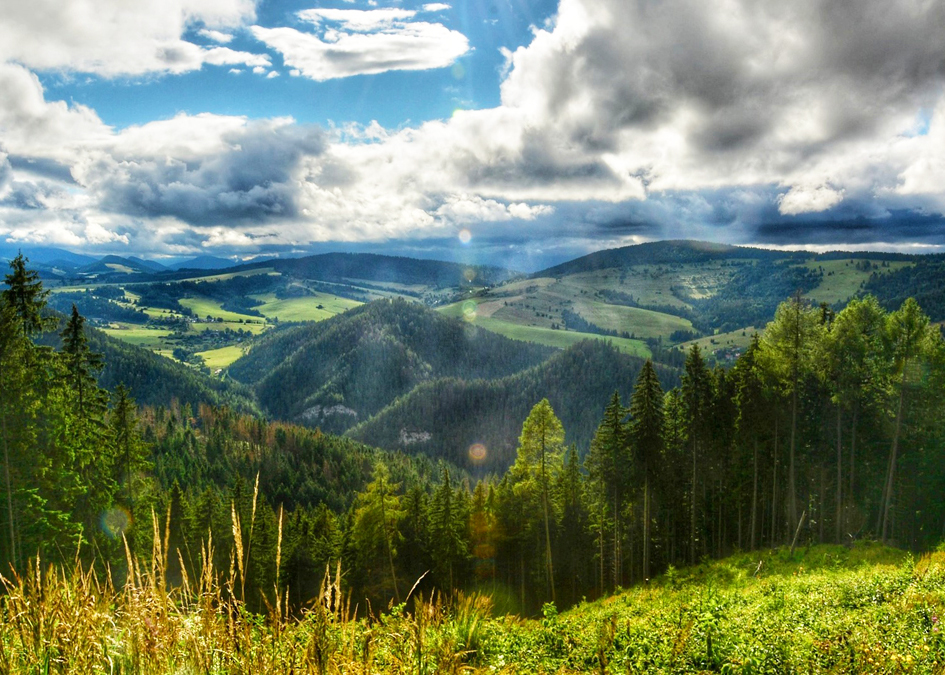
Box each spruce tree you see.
[681,345,713,563]
[629,360,663,581]
[513,399,564,603]
[585,391,628,589]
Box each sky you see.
[0,0,944,271]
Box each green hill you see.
[6,542,940,673]
[469,543,943,673]
[39,317,259,413]
[229,298,555,433]
[347,339,679,472]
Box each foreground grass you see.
[1,542,942,673]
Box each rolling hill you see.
[229,298,555,433]
[346,338,680,473]
[38,316,259,414]
[440,240,932,363]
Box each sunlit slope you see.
[458,241,924,360]
[347,339,679,472]
[484,543,943,673]
[38,316,259,413]
[228,299,555,433]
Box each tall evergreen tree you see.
[429,467,469,591]
[629,360,663,581]
[681,345,713,563]
[110,384,150,510]
[879,298,934,542]
[513,399,564,602]
[761,294,823,533]
[585,392,628,589]
[2,253,50,340]
[733,335,767,550]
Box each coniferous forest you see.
[2,253,945,672]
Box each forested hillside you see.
[2,252,945,646]
[230,299,555,432]
[35,310,260,413]
[347,339,679,472]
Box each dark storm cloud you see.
[755,210,945,246]
[0,181,61,209]
[90,122,325,226]
[505,0,945,173]
[0,152,10,190]
[459,127,625,191]
[7,155,76,184]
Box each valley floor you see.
[2,542,942,673]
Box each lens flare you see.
[100,507,132,539]
[452,62,465,80]
[458,229,472,244]
[468,443,487,463]
[462,300,477,320]
[463,267,476,282]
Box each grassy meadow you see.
[3,539,942,673]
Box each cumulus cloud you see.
[3,0,945,257]
[433,194,554,226]
[251,8,470,81]
[0,0,261,76]
[74,115,326,226]
[198,28,235,43]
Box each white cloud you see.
[0,0,260,76]
[2,0,945,255]
[203,47,270,68]
[433,195,554,225]
[266,71,280,79]
[778,185,845,216]
[251,8,469,81]
[297,8,417,30]
[198,28,235,43]
[422,4,451,12]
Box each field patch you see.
[253,292,361,322]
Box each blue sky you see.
[37,0,558,130]
[1,0,944,271]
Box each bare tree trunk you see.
[643,473,650,582]
[848,405,858,528]
[819,464,825,544]
[750,436,759,550]
[835,404,842,543]
[789,386,798,530]
[771,419,779,547]
[0,389,17,569]
[540,431,555,602]
[380,490,400,601]
[690,438,697,565]
[881,372,907,542]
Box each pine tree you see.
[110,384,150,510]
[629,360,663,581]
[879,298,934,542]
[61,304,107,419]
[351,462,403,601]
[761,294,823,534]
[2,253,50,341]
[823,296,887,541]
[733,336,767,550]
[513,399,565,603]
[429,467,469,591]
[585,391,628,589]
[681,345,713,563]
[555,444,588,605]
